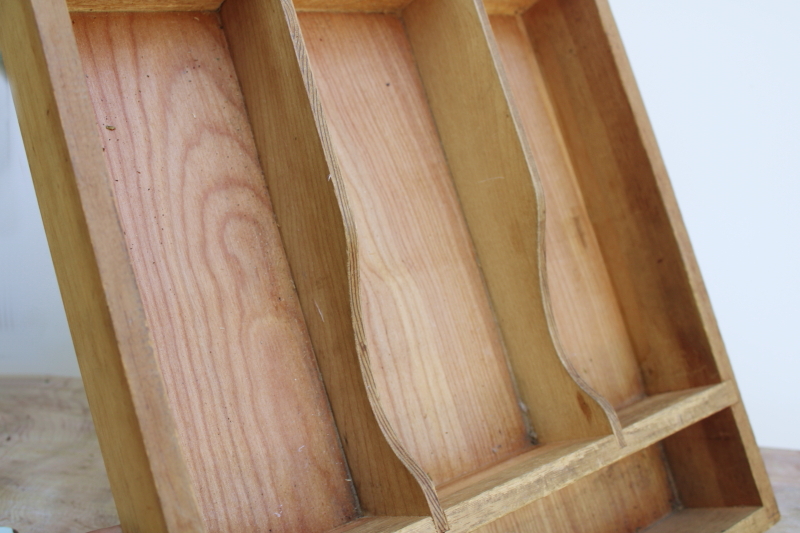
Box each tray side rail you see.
[0,0,204,531]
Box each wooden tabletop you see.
[1,376,798,533]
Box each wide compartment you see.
[71,11,360,533]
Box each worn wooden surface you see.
[3,376,795,533]
[0,0,778,531]
[66,0,221,11]
[475,447,673,533]
[72,11,357,533]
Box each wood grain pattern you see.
[0,377,118,533]
[4,0,778,531]
[402,0,618,444]
[489,14,643,409]
[73,11,357,533]
[300,11,531,486]
[294,0,411,14]
[475,447,673,533]
[0,1,203,531]
[482,0,539,16]
[220,0,433,520]
[67,0,222,11]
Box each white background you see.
[0,1,797,449]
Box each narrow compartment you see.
[72,11,358,532]
[297,11,532,486]
[662,407,762,508]
[489,13,643,409]
[475,446,676,533]
[487,0,723,404]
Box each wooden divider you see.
[0,1,205,531]
[299,11,533,486]
[221,0,436,524]
[489,13,643,409]
[338,382,742,533]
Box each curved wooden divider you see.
[221,0,444,530]
[402,0,622,445]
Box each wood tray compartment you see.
[66,9,370,533]
[0,0,779,531]
[487,0,723,408]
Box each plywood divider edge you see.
[0,0,204,531]
[220,0,444,528]
[402,0,622,445]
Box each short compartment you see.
[473,435,762,533]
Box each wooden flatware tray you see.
[0,0,779,531]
